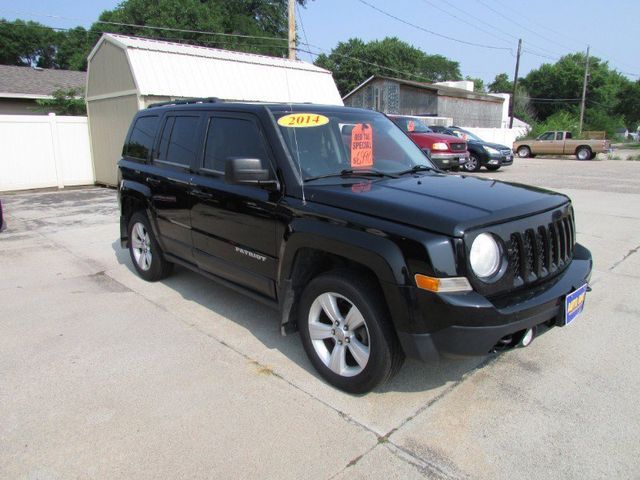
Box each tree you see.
[488,73,512,93]
[465,76,485,93]
[35,88,86,115]
[88,0,307,58]
[314,37,461,96]
[55,27,92,71]
[613,80,640,130]
[522,53,628,121]
[0,19,57,67]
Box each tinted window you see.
[157,116,200,167]
[125,116,158,160]
[203,117,269,172]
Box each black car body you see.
[117,101,592,393]
[430,126,513,172]
[0,200,5,232]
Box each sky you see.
[1,0,638,84]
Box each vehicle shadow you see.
[112,240,490,394]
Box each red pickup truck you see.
[388,114,469,170]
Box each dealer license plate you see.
[563,283,588,325]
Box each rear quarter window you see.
[124,116,159,160]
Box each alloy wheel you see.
[307,292,370,377]
[131,222,152,271]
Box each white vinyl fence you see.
[0,114,94,192]
[461,126,529,148]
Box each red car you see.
[388,114,469,171]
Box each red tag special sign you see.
[351,123,373,168]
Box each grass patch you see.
[607,153,622,160]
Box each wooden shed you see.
[86,34,342,186]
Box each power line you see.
[0,20,289,53]
[355,0,512,52]
[493,0,640,77]
[295,2,313,63]
[0,8,289,43]
[419,0,514,48]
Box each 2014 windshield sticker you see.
[277,113,329,128]
[351,123,373,168]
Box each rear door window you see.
[156,115,201,168]
[124,116,159,160]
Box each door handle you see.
[190,188,214,200]
[146,177,161,186]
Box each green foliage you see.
[90,0,306,57]
[314,37,462,96]
[613,80,640,130]
[527,110,580,139]
[465,76,485,93]
[522,53,628,121]
[35,88,87,116]
[488,73,512,93]
[0,1,306,71]
[0,19,57,67]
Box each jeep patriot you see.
[118,100,592,393]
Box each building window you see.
[373,87,381,111]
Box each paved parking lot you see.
[1,158,639,479]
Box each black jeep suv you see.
[118,100,592,393]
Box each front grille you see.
[507,211,575,287]
[450,142,466,152]
[500,149,512,156]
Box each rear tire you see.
[589,152,597,160]
[298,270,404,394]
[128,211,173,282]
[576,146,591,160]
[517,146,531,158]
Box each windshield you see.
[389,116,433,134]
[274,110,435,180]
[451,128,482,142]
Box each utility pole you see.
[579,45,590,135]
[509,38,522,129]
[288,0,296,60]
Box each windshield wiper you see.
[394,164,439,176]
[304,168,398,182]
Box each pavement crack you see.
[384,442,467,480]
[380,356,497,441]
[609,244,640,271]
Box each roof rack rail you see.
[147,97,220,109]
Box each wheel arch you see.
[575,144,592,154]
[119,180,152,247]
[277,219,412,336]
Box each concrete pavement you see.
[1,158,639,479]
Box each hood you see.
[304,173,568,237]
[469,140,510,150]
[409,132,462,143]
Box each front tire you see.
[298,270,404,394]
[486,165,501,171]
[128,211,173,281]
[517,146,531,158]
[463,154,481,172]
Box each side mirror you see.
[225,158,278,189]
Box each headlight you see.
[469,233,502,279]
[431,142,448,151]
[483,145,500,155]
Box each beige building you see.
[86,34,343,186]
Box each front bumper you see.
[431,152,469,170]
[487,152,513,166]
[398,243,592,362]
